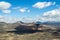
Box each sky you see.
[0,0,60,23]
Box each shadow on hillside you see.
[7,25,43,34]
[7,30,43,34]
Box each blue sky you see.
[0,0,60,23]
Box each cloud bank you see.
[42,7,60,22]
[33,2,55,9]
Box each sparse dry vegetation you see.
[0,32,60,40]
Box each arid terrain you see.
[0,21,60,40]
[0,32,60,40]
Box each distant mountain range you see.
[42,21,60,26]
[0,21,60,26]
[0,21,60,32]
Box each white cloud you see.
[21,17,34,23]
[2,10,11,14]
[42,7,60,22]
[0,1,11,10]
[0,15,4,19]
[43,8,60,17]
[0,16,21,23]
[0,1,12,14]
[19,8,30,13]
[19,8,26,13]
[4,17,19,23]
[33,2,55,9]
[0,15,4,22]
